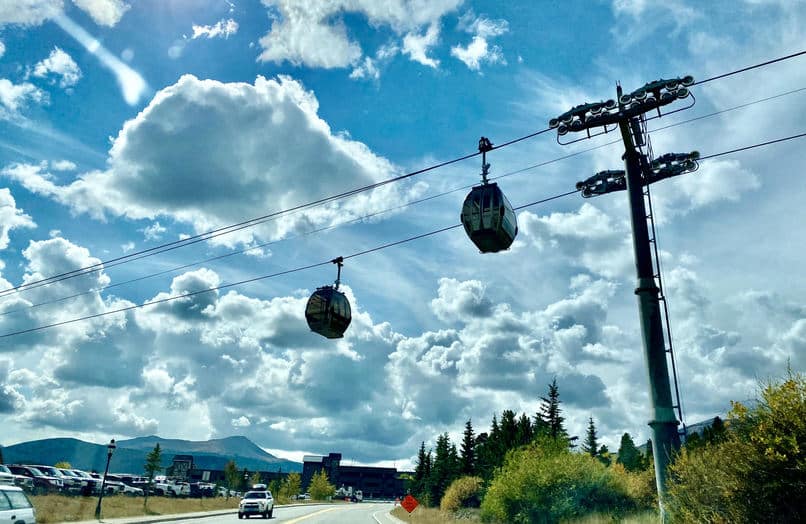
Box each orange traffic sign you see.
[401,494,419,513]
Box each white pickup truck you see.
[153,480,190,497]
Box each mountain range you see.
[0,435,302,475]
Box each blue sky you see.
[1,0,805,468]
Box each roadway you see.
[190,503,402,524]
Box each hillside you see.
[2,436,301,474]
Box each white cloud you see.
[257,0,462,69]
[402,23,440,68]
[232,415,251,427]
[71,0,129,27]
[0,0,128,28]
[0,0,63,27]
[0,40,5,58]
[140,221,166,241]
[51,159,76,171]
[0,188,36,250]
[192,18,239,39]
[1,74,415,247]
[32,47,82,88]
[349,57,380,81]
[450,12,508,71]
[0,78,47,116]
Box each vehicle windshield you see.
[59,469,78,477]
[37,466,61,476]
[71,470,92,478]
[0,465,10,474]
[26,468,44,476]
[244,492,268,499]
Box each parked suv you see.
[0,485,36,523]
[68,469,102,495]
[0,466,13,486]
[238,489,274,519]
[32,465,81,492]
[7,465,62,494]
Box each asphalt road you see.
[190,503,401,524]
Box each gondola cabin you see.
[461,182,518,253]
[305,285,352,339]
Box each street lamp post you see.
[94,439,116,520]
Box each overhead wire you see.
[2,49,805,303]
[3,130,806,339]
[0,130,552,300]
[4,84,806,318]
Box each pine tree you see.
[500,409,518,451]
[143,443,163,507]
[460,419,476,476]
[538,378,576,447]
[597,444,612,466]
[616,433,642,472]
[516,412,533,446]
[581,417,599,457]
[412,442,431,500]
[224,460,240,499]
[430,433,453,506]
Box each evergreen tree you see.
[224,460,240,499]
[474,432,491,480]
[516,413,533,446]
[538,378,577,447]
[460,419,476,476]
[597,444,612,466]
[412,442,431,499]
[581,417,599,457]
[143,443,163,507]
[430,433,453,506]
[500,409,518,452]
[643,439,654,471]
[616,433,642,472]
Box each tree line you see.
[409,378,674,508]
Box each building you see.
[301,453,408,500]
[165,455,289,487]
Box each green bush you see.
[441,476,483,513]
[480,438,637,523]
[667,370,806,523]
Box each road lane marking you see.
[373,507,405,524]
[284,506,343,523]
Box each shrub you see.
[480,438,636,523]
[667,370,806,523]
[441,476,483,513]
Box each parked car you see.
[106,475,144,496]
[6,465,62,494]
[0,485,35,524]
[68,469,102,495]
[0,466,14,486]
[89,472,125,494]
[189,482,216,498]
[32,465,81,493]
[0,466,33,491]
[238,489,274,519]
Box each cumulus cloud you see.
[257,0,461,69]
[0,78,47,118]
[192,18,239,39]
[0,40,5,58]
[1,74,415,247]
[0,188,36,249]
[0,0,63,27]
[71,0,129,26]
[32,47,82,88]
[450,12,508,71]
[402,23,440,68]
[0,0,128,28]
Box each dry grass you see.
[32,494,239,523]
[391,506,657,524]
[391,506,480,523]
